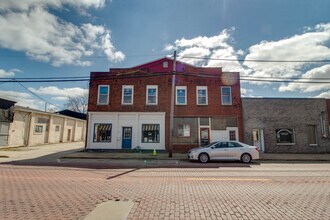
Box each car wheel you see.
[241,153,252,163]
[198,153,210,163]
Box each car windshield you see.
[201,142,217,148]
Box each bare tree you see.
[64,92,88,113]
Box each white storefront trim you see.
[87,112,166,150]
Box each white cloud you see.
[315,91,330,98]
[279,65,330,93]
[243,23,330,79]
[164,28,245,72]
[0,0,105,11]
[0,1,124,66]
[28,86,88,101]
[0,69,16,77]
[0,90,40,109]
[240,88,254,97]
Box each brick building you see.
[242,98,330,153]
[86,57,243,151]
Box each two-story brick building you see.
[86,57,243,151]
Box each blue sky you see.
[0,0,329,110]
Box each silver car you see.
[188,141,260,163]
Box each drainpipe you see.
[25,112,33,146]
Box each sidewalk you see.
[63,150,330,161]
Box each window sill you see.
[276,143,295,146]
[309,144,318,147]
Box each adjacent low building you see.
[242,98,330,153]
[1,103,86,147]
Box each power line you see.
[1,73,330,84]
[180,56,330,63]
[13,80,58,107]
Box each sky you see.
[0,0,329,111]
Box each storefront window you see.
[276,129,295,144]
[142,124,160,143]
[94,123,112,142]
[178,125,190,137]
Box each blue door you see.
[122,127,132,149]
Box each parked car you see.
[187,141,260,163]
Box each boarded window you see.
[308,125,317,146]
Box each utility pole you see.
[169,51,176,158]
[44,102,47,112]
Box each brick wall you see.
[242,98,330,153]
[88,58,243,151]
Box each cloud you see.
[164,28,245,72]
[0,1,124,66]
[0,0,105,12]
[240,88,254,97]
[28,86,88,101]
[0,90,40,109]
[0,69,17,77]
[315,91,330,98]
[243,23,330,79]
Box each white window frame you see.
[146,85,158,105]
[176,86,187,105]
[122,85,134,105]
[97,85,109,105]
[221,86,232,105]
[196,86,208,105]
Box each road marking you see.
[187,178,271,181]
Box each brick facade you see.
[87,58,243,151]
[242,98,330,153]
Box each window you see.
[176,86,187,105]
[122,85,134,105]
[94,123,112,142]
[163,61,168,68]
[97,85,109,105]
[228,142,242,148]
[55,125,60,132]
[215,142,228,148]
[142,124,160,143]
[178,125,190,137]
[146,85,158,105]
[229,130,236,141]
[308,125,317,146]
[221,86,232,105]
[196,86,208,105]
[276,129,295,144]
[35,125,43,133]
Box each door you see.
[0,122,9,146]
[67,129,71,142]
[227,141,244,159]
[210,142,228,159]
[122,127,132,149]
[200,128,210,147]
[253,129,264,152]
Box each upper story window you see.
[176,86,187,105]
[221,86,232,105]
[146,85,158,105]
[97,85,109,105]
[196,86,208,105]
[163,61,168,68]
[122,85,134,105]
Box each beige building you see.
[6,106,86,147]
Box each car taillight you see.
[255,147,259,152]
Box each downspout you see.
[25,112,33,146]
[84,113,89,149]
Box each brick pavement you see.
[0,163,329,220]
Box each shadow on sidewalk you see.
[0,149,258,169]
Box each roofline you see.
[14,106,86,121]
[242,97,327,100]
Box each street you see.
[1,162,330,220]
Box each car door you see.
[226,142,244,159]
[209,142,228,160]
